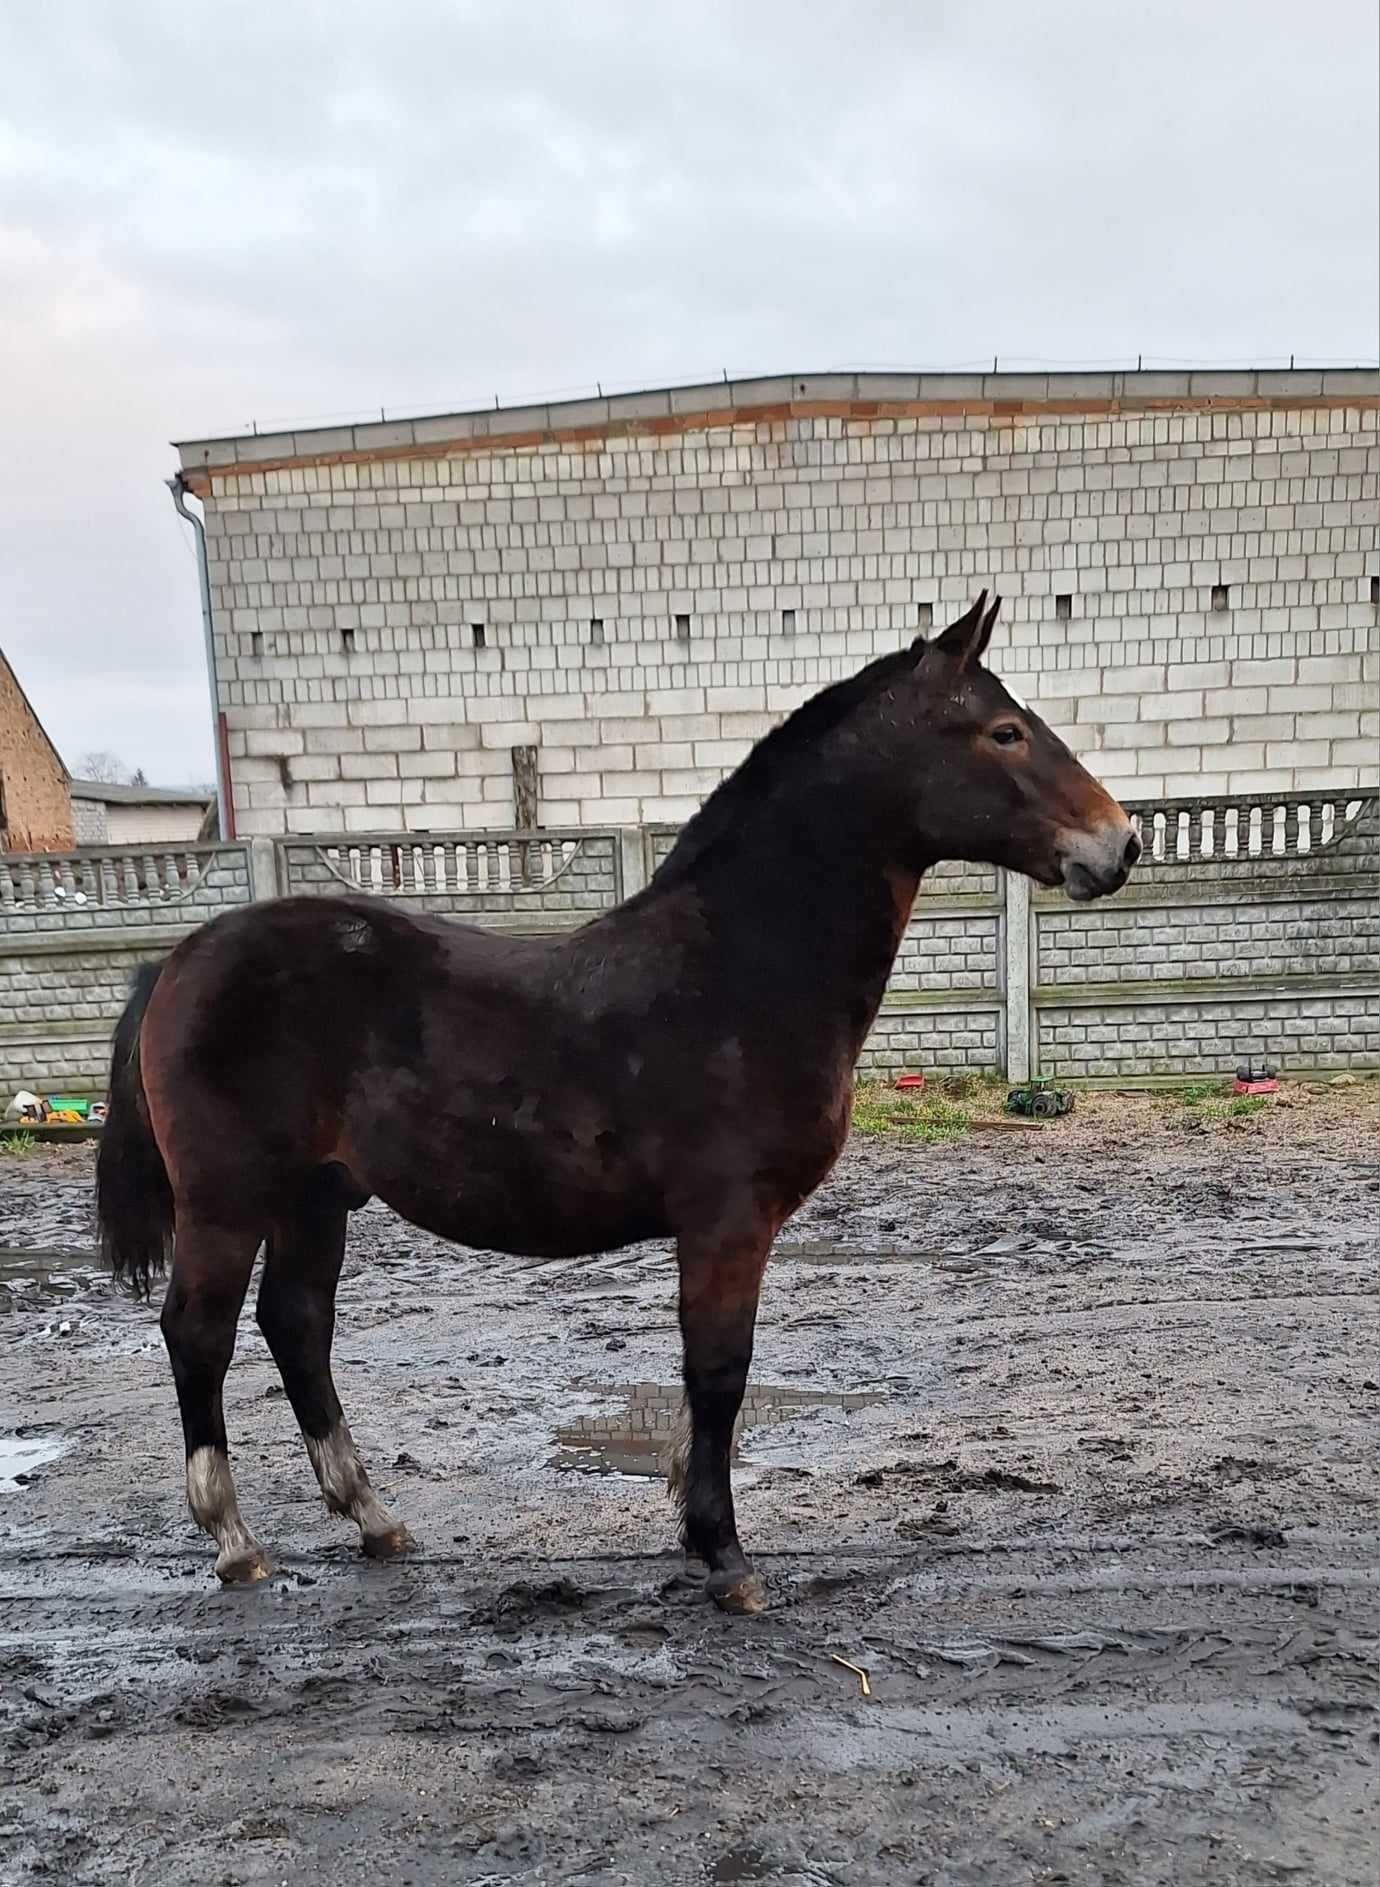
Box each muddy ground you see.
[1,1086,1377,1886]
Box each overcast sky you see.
[1,0,1376,783]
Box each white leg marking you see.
[305,1419,408,1547]
[185,1446,269,1580]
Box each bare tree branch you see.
[75,750,131,784]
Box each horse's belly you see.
[359,1132,663,1258]
[398,1191,661,1259]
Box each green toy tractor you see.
[1005,1075,1074,1120]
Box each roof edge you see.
[69,779,213,806]
[174,366,1380,479]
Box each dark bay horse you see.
[96,593,1139,1611]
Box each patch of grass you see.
[0,1132,38,1158]
[1166,1089,1271,1130]
[1173,1080,1228,1108]
[852,1084,971,1145]
[905,1098,972,1144]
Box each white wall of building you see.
[72,796,207,845]
[178,370,1380,836]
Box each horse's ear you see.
[932,590,999,669]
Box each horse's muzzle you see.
[1059,823,1142,901]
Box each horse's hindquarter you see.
[140,898,631,1252]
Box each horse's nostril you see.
[1122,831,1143,872]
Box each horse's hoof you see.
[215,1545,272,1585]
[708,1569,767,1615]
[363,1523,415,1561]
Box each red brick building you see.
[0,647,73,853]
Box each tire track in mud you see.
[2,1538,1376,1884]
[4,1546,1375,1748]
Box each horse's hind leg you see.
[672,1223,774,1615]
[255,1188,413,1561]
[160,1220,269,1584]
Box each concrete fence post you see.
[1002,870,1033,1080]
[248,837,281,904]
[617,827,649,902]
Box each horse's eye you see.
[991,723,1025,748]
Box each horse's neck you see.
[664,802,926,1058]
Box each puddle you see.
[780,1244,951,1265]
[710,1850,777,1885]
[776,1244,1011,1272]
[0,1245,100,1316]
[0,1432,63,1490]
[552,1380,885,1479]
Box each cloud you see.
[0,0,1374,780]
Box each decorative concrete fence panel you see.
[861,861,1005,1077]
[1,793,1375,1100]
[277,829,627,927]
[1029,793,1380,1079]
[0,843,254,1096]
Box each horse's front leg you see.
[672,1221,774,1615]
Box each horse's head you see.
[895,592,1140,899]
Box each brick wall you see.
[1036,994,1380,1081]
[70,799,207,846]
[72,797,108,845]
[1038,897,1378,985]
[0,653,72,854]
[176,370,1380,839]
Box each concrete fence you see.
[1,789,1376,1101]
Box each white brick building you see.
[70,781,212,846]
[174,368,1380,838]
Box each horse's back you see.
[138,895,667,1250]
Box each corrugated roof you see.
[69,780,211,806]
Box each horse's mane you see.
[651,643,918,889]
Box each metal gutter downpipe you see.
[167,472,234,840]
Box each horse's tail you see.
[96,963,174,1299]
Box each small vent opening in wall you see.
[250,632,263,658]
[917,602,934,629]
[590,618,605,644]
[1055,593,1072,622]
[340,628,355,653]
[471,623,486,649]
[674,613,691,638]
[1211,584,1230,612]
[781,608,796,633]
[1371,576,1379,606]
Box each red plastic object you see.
[893,1074,926,1091]
[1233,1077,1278,1095]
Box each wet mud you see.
[1,1095,1377,1884]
